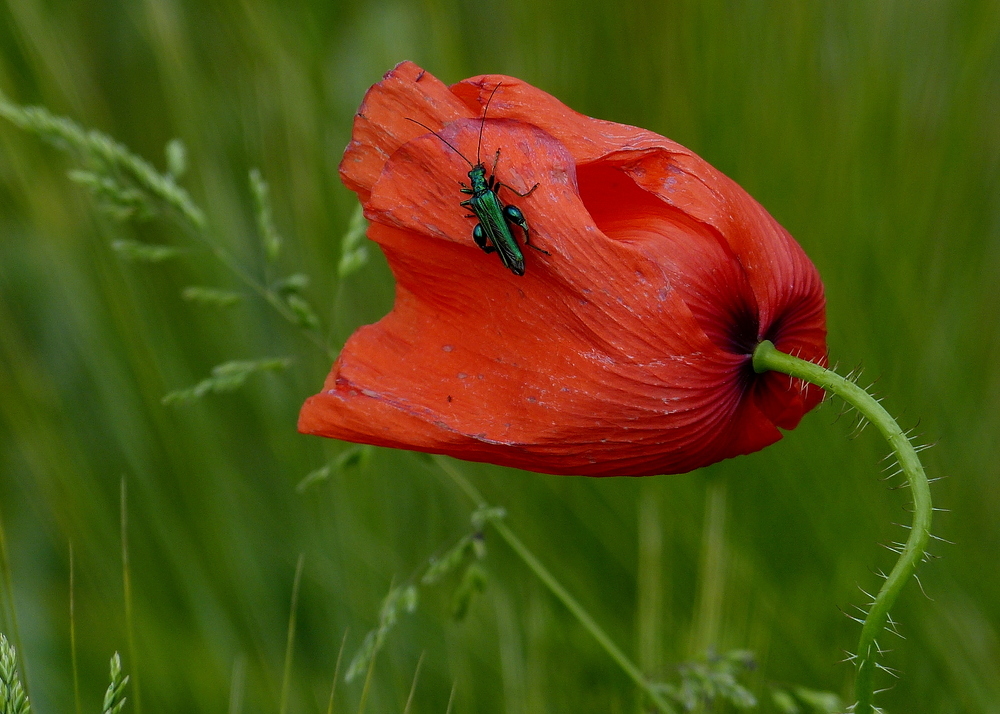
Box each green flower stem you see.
[433,456,677,714]
[752,340,932,714]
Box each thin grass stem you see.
[69,541,82,714]
[228,656,246,714]
[356,648,377,714]
[432,456,677,714]
[444,682,456,714]
[689,481,727,657]
[120,478,142,714]
[402,651,424,714]
[279,553,305,714]
[636,479,664,678]
[326,629,349,714]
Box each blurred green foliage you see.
[0,0,998,712]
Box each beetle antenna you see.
[477,82,502,166]
[405,118,474,168]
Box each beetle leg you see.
[503,205,550,255]
[472,224,495,254]
[500,181,539,198]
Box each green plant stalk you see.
[432,456,677,714]
[69,542,82,714]
[752,340,932,714]
[120,479,142,714]
[279,554,305,714]
[228,656,246,714]
[402,651,424,714]
[444,682,457,714]
[356,650,376,714]
[326,629,348,714]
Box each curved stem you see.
[432,456,677,714]
[752,341,932,714]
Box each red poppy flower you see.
[299,62,826,477]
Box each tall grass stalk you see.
[355,648,377,714]
[228,656,247,714]
[279,554,305,714]
[444,682,456,714]
[326,629,349,714]
[69,542,82,714]
[689,482,727,657]
[120,479,142,714]
[432,456,678,714]
[402,651,424,714]
[636,479,664,679]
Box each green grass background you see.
[1,0,998,711]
